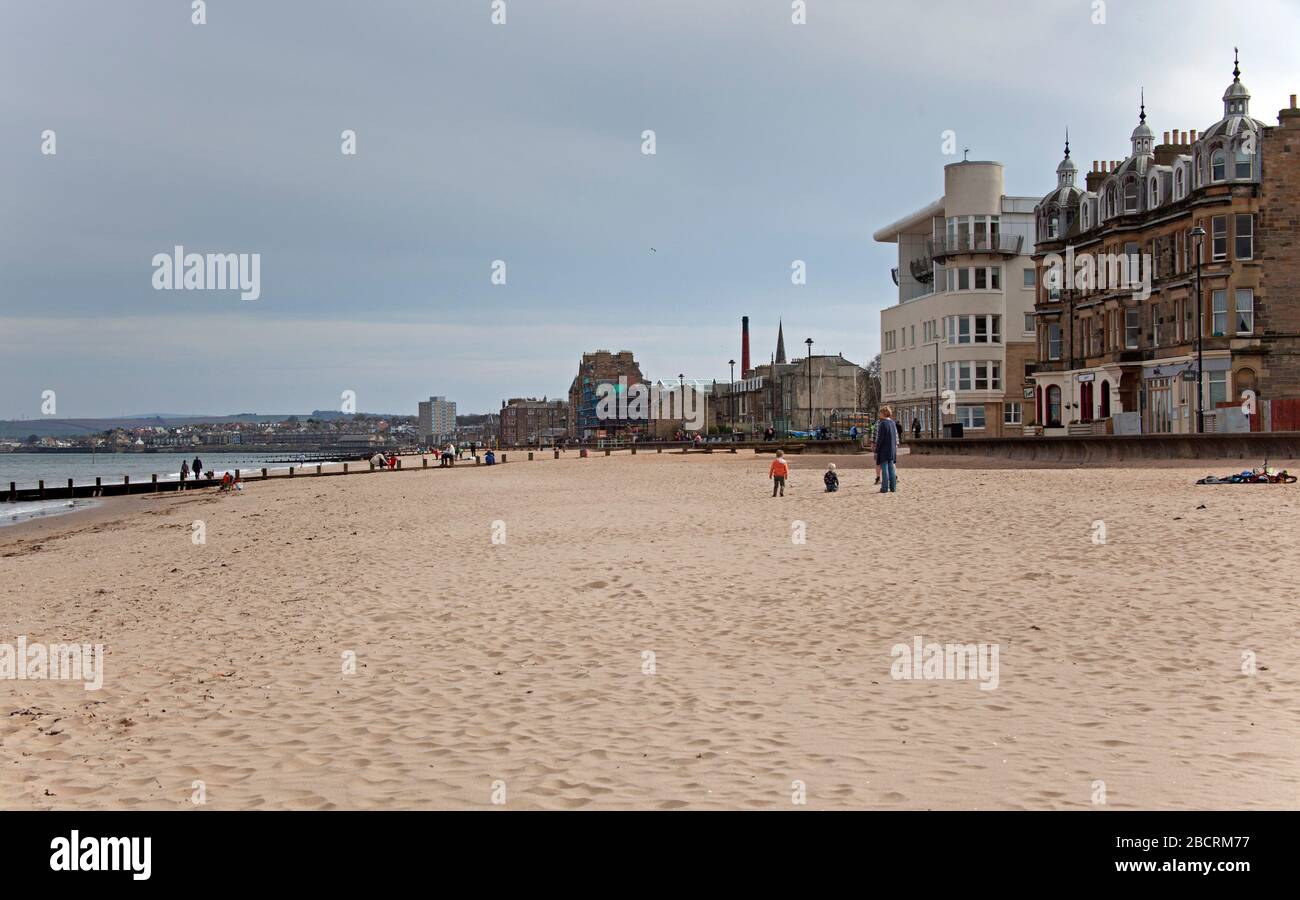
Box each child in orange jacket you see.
[769,450,789,497]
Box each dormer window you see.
[1081,205,1089,229]
[1149,178,1159,207]
[1106,185,1117,218]
[1048,213,1059,239]
[1124,179,1138,213]
[1175,168,1184,199]
[1211,150,1226,182]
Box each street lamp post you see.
[804,338,814,435]
[728,359,736,434]
[1191,224,1206,434]
[933,337,940,438]
[678,373,685,441]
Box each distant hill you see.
[2,412,400,439]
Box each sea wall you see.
[907,433,1300,463]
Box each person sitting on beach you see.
[386,453,397,469]
[233,476,243,492]
[484,450,496,465]
[769,450,789,498]
[824,463,839,493]
[445,443,456,466]
[220,471,233,492]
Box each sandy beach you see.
[2,451,1297,810]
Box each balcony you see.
[927,233,1025,261]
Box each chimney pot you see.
[1163,131,1170,144]
[1190,130,1197,142]
[1291,94,1297,109]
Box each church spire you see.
[775,320,787,364]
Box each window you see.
[1212,290,1227,336]
[1236,289,1254,335]
[1175,167,1184,199]
[884,331,896,351]
[1046,266,1061,301]
[1124,180,1138,213]
[958,268,970,290]
[1122,308,1138,349]
[1004,402,1022,425]
[957,405,986,429]
[1235,214,1253,260]
[1081,205,1090,229]
[1046,386,1062,427]
[1212,216,1227,261]
[1211,150,1226,182]
[1048,215,1059,239]
[1023,268,1036,288]
[1235,147,1253,179]
[1024,361,1036,379]
[1150,178,1159,207]
[1047,324,1061,360]
[975,268,987,290]
[901,369,906,391]
[1024,312,1034,334]
[1208,370,1228,406]
[990,267,1001,290]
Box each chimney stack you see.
[741,316,751,376]
[1190,130,1197,142]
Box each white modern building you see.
[873,160,1040,437]
[417,395,457,442]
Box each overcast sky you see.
[2,0,1297,418]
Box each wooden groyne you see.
[3,439,867,503]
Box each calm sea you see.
[0,452,347,526]
[0,451,341,489]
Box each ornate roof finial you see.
[1139,88,1146,124]
[1233,47,1240,81]
[1064,128,1070,158]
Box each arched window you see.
[1081,204,1089,229]
[1211,150,1227,182]
[1106,185,1117,218]
[1047,385,1062,427]
[1124,179,1138,213]
[1194,151,1202,186]
[1175,168,1184,199]
[1100,380,1111,418]
[1149,178,1159,207]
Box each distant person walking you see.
[769,450,789,497]
[180,459,190,487]
[192,456,203,480]
[875,406,899,494]
[912,418,921,441]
